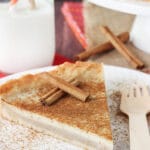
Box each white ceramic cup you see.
[0,0,55,73]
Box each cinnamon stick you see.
[47,74,89,102]
[40,78,74,102]
[43,79,80,106]
[40,87,58,102]
[100,26,144,69]
[75,32,129,61]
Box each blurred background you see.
[55,0,150,71]
[0,0,150,73]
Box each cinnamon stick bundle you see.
[75,32,129,61]
[40,78,74,102]
[42,79,80,106]
[100,26,144,69]
[46,75,89,102]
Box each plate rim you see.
[0,64,149,85]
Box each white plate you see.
[0,65,150,150]
[88,0,150,15]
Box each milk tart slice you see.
[0,61,113,150]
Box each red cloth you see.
[0,53,72,78]
[53,53,72,65]
[0,73,5,78]
[61,2,87,49]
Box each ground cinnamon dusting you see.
[12,82,112,141]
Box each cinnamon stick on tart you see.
[41,79,80,106]
[75,32,129,61]
[47,74,89,102]
[100,26,144,69]
[40,78,74,102]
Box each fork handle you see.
[129,113,150,150]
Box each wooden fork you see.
[120,84,150,150]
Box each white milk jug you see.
[0,0,55,73]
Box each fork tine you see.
[129,86,134,98]
[121,89,128,99]
[121,90,128,110]
[141,85,149,96]
[134,85,141,97]
[135,81,149,96]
